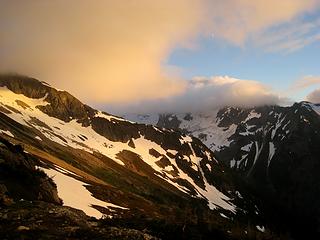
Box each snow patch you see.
[256,225,265,233]
[267,142,276,168]
[247,141,263,176]
[35,136,42,141]
[235,191,243,199]
[164,165,174,171]
[220,213,229,219]
[241,143,252,152]
[0,129,14,138]
[243,110,261,122]
[179,135,192,144]
[95,111,131,123]
[230,159,236,168]
[41,167,128,219]
[166,149,178,155]
[206,163,211,171]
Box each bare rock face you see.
[91,117,140,143]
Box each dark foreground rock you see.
[0,201,157,240]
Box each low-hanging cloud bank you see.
[286,75,320,103]
[1,0,320,106]
[306,89,320,103]
[0,0,202,103]
[105,76,285,114]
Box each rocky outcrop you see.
[0,137,61,205]
[91,117,140,143]
[157,114,182,131]
[0,201,158,240]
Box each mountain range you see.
[126,102,320,239]
[0,74,319,239]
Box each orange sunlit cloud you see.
[0,0,202,103]
[1,0,319,105]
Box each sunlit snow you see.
[256,225,265,233]
[41,167,128,219]
[0,129,14,138]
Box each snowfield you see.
[40,166,128,219]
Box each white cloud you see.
[306,88,320,103]
[107,76,284,114]
[203,0,320,49]
[291,75,320,90]
[254,18,320,53]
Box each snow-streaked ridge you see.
[0,86,236,213]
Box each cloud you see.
[254,18,320,53]
[204,0,320,47]
[0,0,202,103]
[291,75,320,90]
[0,0,319,107]
[107,76,284,114]
[306,89,320,103]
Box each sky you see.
[1,0,320,114]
